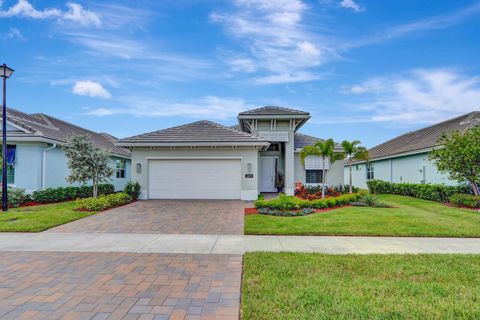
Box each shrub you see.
[124,181,141,200]
[255,192,363,210]
[333,184,360,194]
[367,180,471,203]
[0,188,31,208]
[76,192,132,211]
[449,194,480,209]
[32,184,115,203]
[257,207,315,217]
[351,194,392,208]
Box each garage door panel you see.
[148,159,241,199]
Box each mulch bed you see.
[245,206,351,216]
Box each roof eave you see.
[348,146,439,165]
[116,141,270,147]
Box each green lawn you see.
[243,253,480,320]
[0,201,98,232]
[245,194,480,237]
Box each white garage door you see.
[148,159,242,199]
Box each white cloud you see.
[85,96,248,119]
[211,0,330,84]
[72,81,111,99]
[0,0,101,27]
[339,69,480,124]
[340,0,364,12]
[2,27,25,40]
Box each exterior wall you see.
[14,143,44,192]
[294,154,344,187]
[345,152,457,189]
[12,142,130,192]
[130,147,259,200]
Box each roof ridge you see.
[368,111,479,151]
[121,120,212,141]
[40,113,115,139]
[32,113,58,129]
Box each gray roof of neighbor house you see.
[362,111,480,162]
[117,120,269,146]
[3,108,130,158]
[294,133,342,151]
[238,106,310,116]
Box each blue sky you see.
[1,0,480,147]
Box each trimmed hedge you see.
[254,193,363,210]
[0,188,31,208]
[124,181,141,200]
[32,184,115,203]
[366,180,471,203]
[76,192,132,211]
[450,193,480,209]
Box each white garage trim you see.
[147,158,242,200]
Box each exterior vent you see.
[258,131,289,142]
[305,156,330,170]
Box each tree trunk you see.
[349,160,353,194]
[93,180,98,198]
[472,181,480,196]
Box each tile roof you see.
[238,106,310,116]
[117,120,269,145]
[4,108,130,158]
[365,111,480,161]
[294,133,342,150]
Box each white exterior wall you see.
[345,152,458,189]
[130,147,259,200]
[294,154,344,187]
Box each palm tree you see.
[341,140,369,194]
[300,139,343,198]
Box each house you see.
[117,106,344,200]
[346,111,480,189]
[1,108,131,192]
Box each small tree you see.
[341,140,369,194]
[429,126,480,195]
[300,139,343,198]
[63,135,114,197]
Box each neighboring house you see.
[1,108,131,192]
[346,111,480,189]
[117,106,344,200]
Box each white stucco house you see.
[346,111,480,189]
[1,108,131,192]
[117,106,344,200]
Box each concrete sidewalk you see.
[1,233,480,254]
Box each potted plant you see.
[275,172,285,193]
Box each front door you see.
[260,156,277,192]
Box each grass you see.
[245,194,480,237]
[0,201,98,232]
[242,253,480,320]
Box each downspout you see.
[42,144,56,189]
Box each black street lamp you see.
[0,64,14,212]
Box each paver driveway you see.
[49,200,246,235]
[0,251,242,320]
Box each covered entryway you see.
[148,158,242,199]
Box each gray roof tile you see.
[365,111,480,161]
[3,108,130,158]
[117,120,268,144]
[294,133,341,150]
[238,106,310,116]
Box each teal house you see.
[346,112,480,189]
[1,108,131,192]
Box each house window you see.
[0,145,15,185]
[115,160,126,179]
[366,163,374,180]
[306,170,323,184]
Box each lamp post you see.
[0,64,14,212]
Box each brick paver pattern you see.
[49,200,245,235]
[0,252,242,320]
